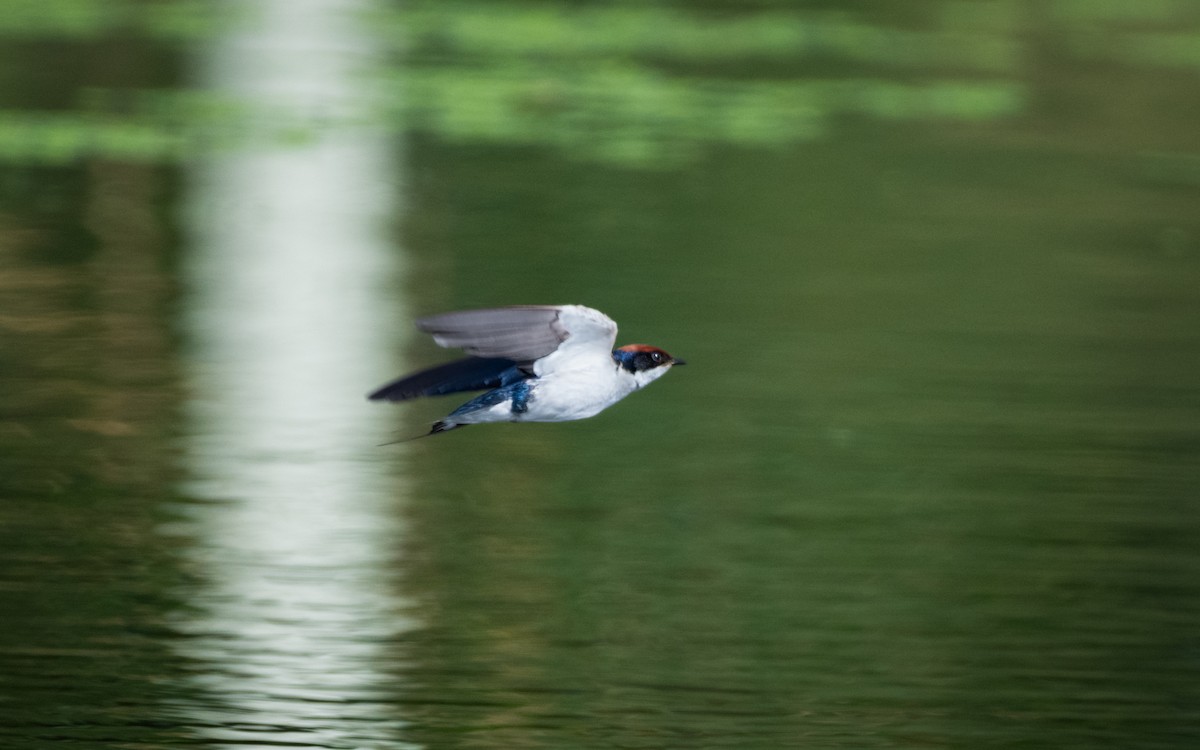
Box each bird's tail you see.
[378,420,461,446]
[428,420,459,436]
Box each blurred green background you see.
[1,1,1198,748]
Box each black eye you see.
[651,351,663,363]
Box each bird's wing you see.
[416,305,618,370]
[367,357,524,402]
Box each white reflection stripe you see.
[177,1,416,746]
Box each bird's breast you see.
[518,368,638,422]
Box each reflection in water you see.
[176,1,413,746]
[2,1,1196,747]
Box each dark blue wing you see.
[367,357,528,402]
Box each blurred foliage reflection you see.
[0,0,1197,166]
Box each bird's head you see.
[613,344,686,387]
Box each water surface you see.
[1,2,1198,748]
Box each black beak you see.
[672,358,687,366]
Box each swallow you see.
[369,305,685,438]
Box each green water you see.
[2,2,1199,748]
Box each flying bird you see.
[369,305,685,438]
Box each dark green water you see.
[2,2,1199,749]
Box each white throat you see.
[624,364,672,391]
